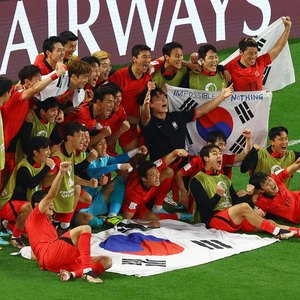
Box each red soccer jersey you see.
[2,89,30,149]
[255,169,300,223]
[122,159,166,216]
[225,53,271,91]
[180,153,236,179]
[34,59,53,75]
[108,62,162,118]
[25,206,58,265]
[63,103,97,131]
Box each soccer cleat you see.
[274,229,296,240]
[10,237,25,249]
[59,269,72,282]
[177,212,193,222]
[0,237,9,245]
[81,271,103,284]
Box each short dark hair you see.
[239,37,258,52]
[18,65,41,84]
[103,82,122,94]
[137,160,156,178]
[207,130,227,144]
[93,85,115,103]
[29,136,50,156]
[162,42,183,57]
[0,77,13,97]
[63,121,83,140]
[35,97,59,113]
[198,44,218,60]
[268,126,288,141]
[59,31,78,45]
[249,172,269,190]
[200,144,220,160]
[80,56,100,67]
[137,86,165,106]
[31,190,48,208]
[43,36,63,58]
[132,45,151,58]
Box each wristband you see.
[50,72,58,81]
[117,164,121,170]
[127,148,139,158]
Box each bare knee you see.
[20,202,32,216]
[78,225,92,234]
[237,202,252,215]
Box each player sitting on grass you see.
[25,161,112,283]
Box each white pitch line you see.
[288,139,300,146]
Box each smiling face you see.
[87,63,100,87]
[204,148,223,171]
[165,47,183,70]
[47,42,65,64]
[150,91,168,114]
[240,47,258,67]
[142,167,160,187]
[33,146,51,163]
[200,49,219,72]
[99,58,112,81]
[40,107,59,123]
[96,94,115,119]
[69,130,84,151]
[72,73,90,89]
[94,138,107,157]
[270,131,288,155]
[132,50,152,74]
[260,176,279,195]
[64,40,77,60]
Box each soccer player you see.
[34,36,65,75]
[241,126,300,187]
[175,129,252,207]
[26,161,112,283]
[0,137,55,248]
[225,16,292,91]
[92,50,112,87]
[121,149,192,221]
[16,97,63,163]
[2,64,66,187]
[108,44,162,151]
[43,122,97,233]
[80,56,101,91]
[181,44,228,91]
[189,144,295,240]
[249,158,300,229]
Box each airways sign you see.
[0,0,298,79]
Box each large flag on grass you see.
[91,220,277,277]
[220,17,295,91]
[167,85,272,155]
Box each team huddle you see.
[0,16,297,284]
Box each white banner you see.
[167,85,272,155]
[91,220,277,277]
[220,18,295,91]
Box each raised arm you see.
[141,81,156,126]
[234,129,252,163]
[38,161,71,213]
[268,16,292,62]
[286,157,300,176]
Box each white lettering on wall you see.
[68,0,100,54]
[243,0,271,35]
[166,0,206,44]
[210,0,229,41]
[47,0,57,36]
[0,1,38,74]
[107,0,164,55]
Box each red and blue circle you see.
[196,107,233,141]
[99,233,184,256]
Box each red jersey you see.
[122,159,166,215]
[225,53,271,91]
[2,89,30,149]
[34,59,54,75]
[180,154,236,179]
[108,62,162,119]
[25,206,58,265]
[255,169,300,224]
[98,104,127,133]
[63,102,97,131]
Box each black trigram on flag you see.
[179,97,198,111]
[122,258,166,267]
[192,240,232,250]
[229,135,246,154]
[234,102,254,124]
[262,66,272,86]
[257,38,266,52]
